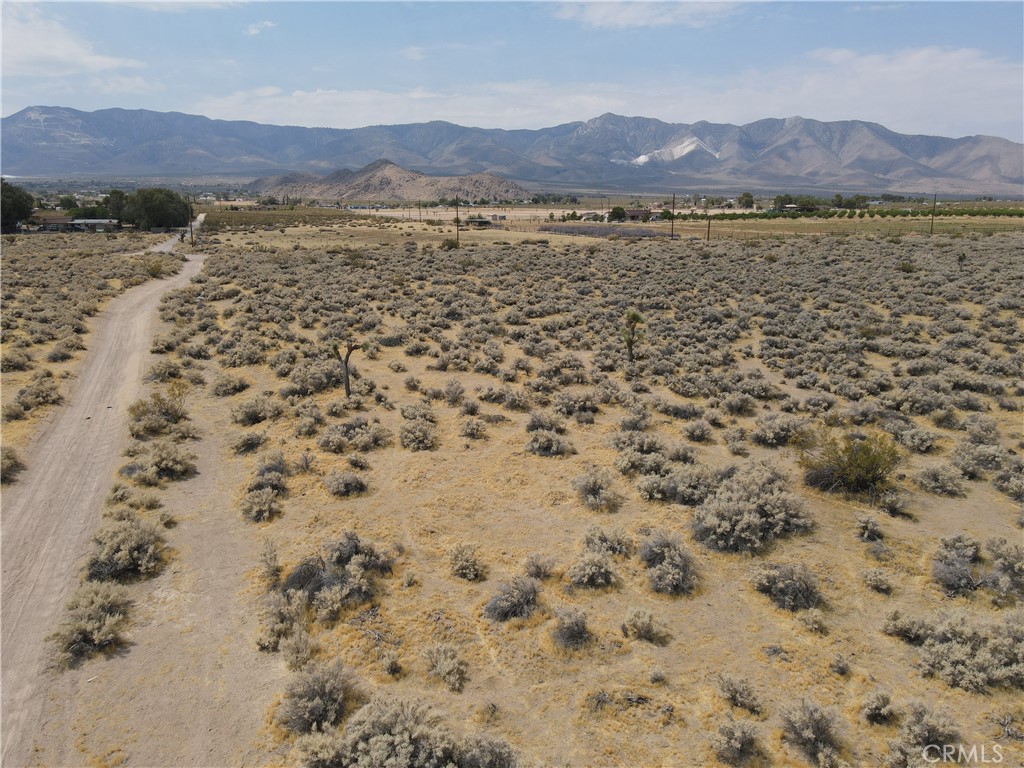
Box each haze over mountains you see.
[2,106,1021,195]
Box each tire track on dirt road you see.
[1,220,209,766]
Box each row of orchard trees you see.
[1,180,192,232]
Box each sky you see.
[2,1,1022,142]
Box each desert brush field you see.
[1,211,1023,768]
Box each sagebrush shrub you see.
[863,569,893,594]
[861,689,897,725]
[639,532,697,595]
[564,554,616,590]
[424,643,468,692]
[751,562,821,611]
[127,388,189,439]
[915,465,966,497]
[49,581,132,668]
[525,429,574,457]
[919,611,1024,691]
[711,717,761,766]
[281,627,317,670]
[884,609,1024,692]
[297,697,516,768]
[399,418,437,451]
[255,591,302,651]
[276,659,359,733]
[460,418,487,439]
[884,701,959,768]
[0,446,26,484]
[717,674,761,714]
[573,468,621,512]
[240,487,280,522]
[637,463,722,506]
[780,700,841,767]
[856,515,883,542]
[931,534,983,596]
[483,577,538,621]
[622,607,665,644]
[449,544,487,581]
[86,513,163,581]
[232,430,266,455]
[526,411,565,434]
[751,414,805,448]
[987,537,1024,599]
[551,609,591,650]
[230,395,282,426]
[582,526,633,558]
[691,461,811,553]
[683,419,713,443]
[523,554,555,580]
[323,471,367,497]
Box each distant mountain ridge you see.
[247,160,532,202]
[2,106,1021,195]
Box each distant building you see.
[70,219,121,233]
[34,214,73,232]
[624,208,651,222]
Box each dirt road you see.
[1,221,215,766]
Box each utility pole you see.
[670,193,676,240]
[929,192,937,236]
[188,196,194,247]
[455,196,460,246]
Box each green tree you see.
[737,192,754,209]
[608,206,627,222]
[1,180,35,233]
[800,430,901,494]
[58,195,78,210]
[122,188,190,230]
[106,189,128,220]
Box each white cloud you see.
[402,46,427,61]
[187,46,1022,141]
[704,46,1023,139]
[554,1,740,29]
[2,5,144,76]
[243,20,275,36]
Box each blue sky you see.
[3,1,1022,141]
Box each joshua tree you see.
[621,310,644,363]
[333,337,362,398]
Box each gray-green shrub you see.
[691,462,811,553]
[275,659,359,733]
[751,562,821,611]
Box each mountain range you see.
[2,106,1021,195]
[247,160,532,203]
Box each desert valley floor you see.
[1,213,1022,768]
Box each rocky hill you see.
[3,106,1021,195]
[246,160,532,202]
